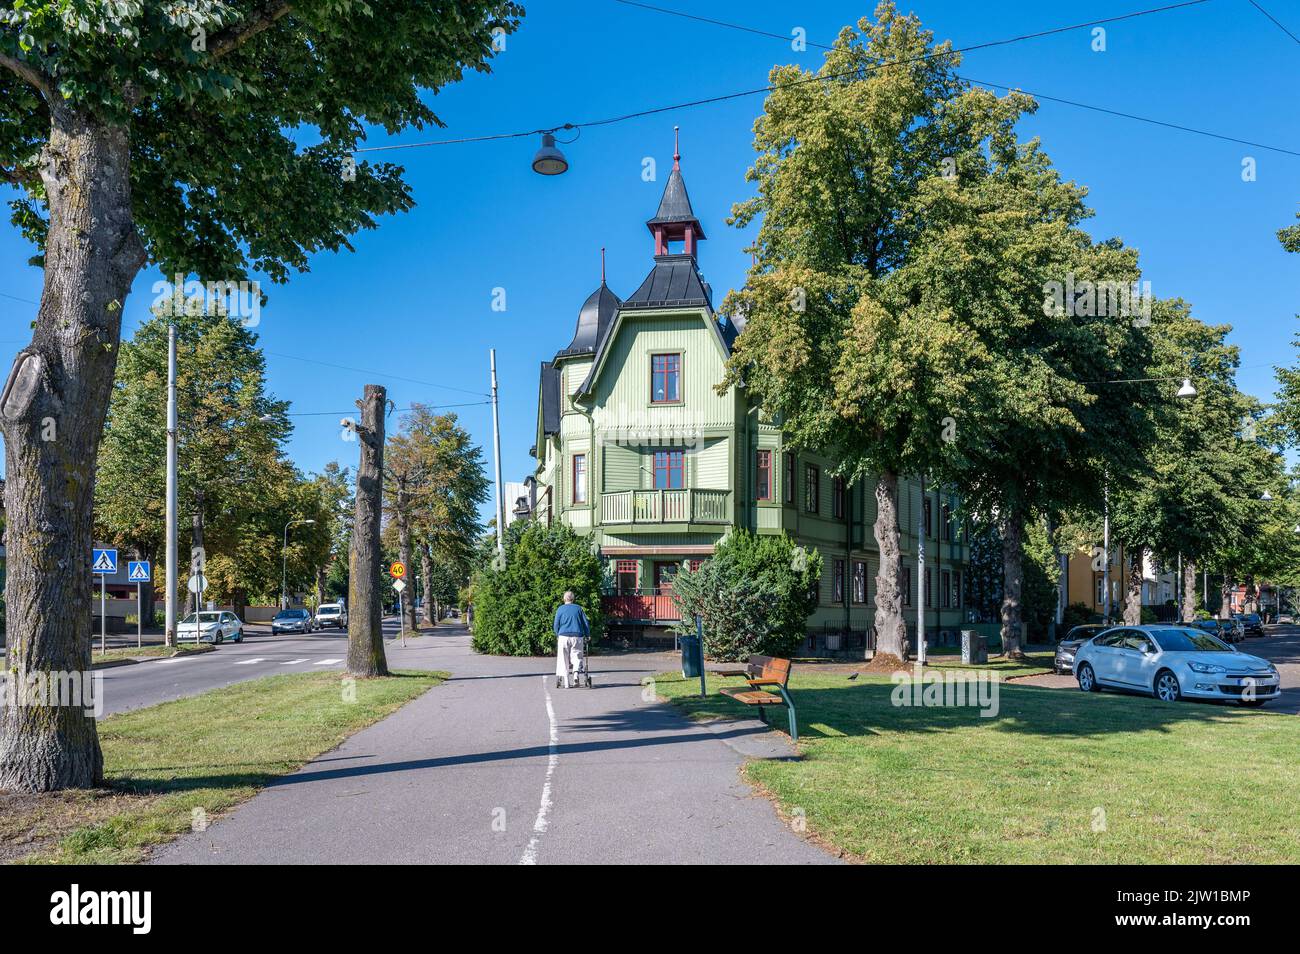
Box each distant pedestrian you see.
[553,590,590,689]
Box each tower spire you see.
[673,125,680,171]
[601,246,606,284]
[647,127,705,258]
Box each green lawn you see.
[5,670,443,864]
[925,651,1056,678]
[656,670,1300,863]
[91,643,215,665]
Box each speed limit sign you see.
[389,562,406,579]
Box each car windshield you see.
[275,610,307,620]
[1151,629,1232,653]
[1066,627,1100,640]
[318,607,339,614]
[181,612,220,624]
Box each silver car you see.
[1074,625,1279,707]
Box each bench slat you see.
[720,687,782,705]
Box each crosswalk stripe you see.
[313,658,343,665]
[233,658,266,666]
[280,658,310,665]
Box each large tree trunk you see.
[1122,544,1144,625]
[870,471,907,665]
[347,385,389,677]
[419,544,434,626]
[1000,504,1025,658]
[0,107,145,792]
[1220,573,1232,619]
[1181,559,1197,621]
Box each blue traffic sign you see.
[92,548,118,574]
[127,560,151,583]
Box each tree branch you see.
[207,1,296,59]
[0,164,39,188]
[0,51,53,99]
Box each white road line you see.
[153,658,185,665]
[233,658,266,666]
[280,658,310,665]
[519,677,559,866]
[313,658,343,665]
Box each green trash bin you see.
[679,633,702,678]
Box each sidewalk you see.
[153,624,836,865]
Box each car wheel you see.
[215,632,223,645]
[1078,663,1100,693]
[234,628,243,643]
[1154,669,1181,702]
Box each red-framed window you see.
[832,477,845,519]
[783,453,795,504]
[615,559,637,594]
[572,453,587,504]
[688,559,704,572]
[804,463,819,513]
[833,559,845,603]
[653,449,685,489]
[852,560,866,604]
[756,450,772,501]
[650,353,681,403]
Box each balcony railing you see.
[599,488,730,525]
[603,589,681,623]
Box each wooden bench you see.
[716,655,798,742]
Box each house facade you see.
[1063,543,1180,621]
[528,143,970,648]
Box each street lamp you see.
[1176,378,1197,398]
[281,518,316,609]
[531,132,568,175]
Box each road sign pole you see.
[398,592,406,647]
[100,576,106,654]
[137,581,143,649]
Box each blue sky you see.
[2,1,1298,519]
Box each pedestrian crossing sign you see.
[128,560,151,583]
[92,548,118,574]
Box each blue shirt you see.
[553,603,590,637]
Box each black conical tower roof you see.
[646,166,706,239]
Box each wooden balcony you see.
[603,590,681,623]
[599,489,730,525]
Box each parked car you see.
[1189,618,1241,644]
[1278,613,1294,624]
[271,608,315,635]
[1054,624,1107,673]
[1074,625,1279,706]
[1238,612,1265,636]
[314,603,348,630]
[178,610,243,644]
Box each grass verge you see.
[2,669,443,864]
[655,669,1299,863]
[91,644,215,666]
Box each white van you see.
[315,603,348,630]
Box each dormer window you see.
[651,353,681,403]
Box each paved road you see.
[154,623,836,865]
[1017,624,1300,714]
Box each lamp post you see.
[282,518,316,609]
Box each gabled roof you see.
[622,253,712,310]
[556,281,621,358]
[645,168,706,239]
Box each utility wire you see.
[350,0,1297,160]
[1246,0,1300,45]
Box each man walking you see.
[553,590,590,688]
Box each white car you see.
[314,603,348,629]
[178,610,243,644]
[1074,625,1280,707]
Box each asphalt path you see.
[153,622,836,865]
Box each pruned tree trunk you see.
[1122,544,1144,625]
[419,544,434,626]
[0,106,145,792]
[1000,504,1026,658]
[1181,559,1197,621]
[1220,573,1232,619]
[871,471,907,664]
[347,385,389,677]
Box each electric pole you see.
[165,321,178,647]
[490,349,505,558]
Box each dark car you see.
[271,608,315,635]
[1190,618,1240,644]
[1055,624,1107,673]
[1233,613,1265,637]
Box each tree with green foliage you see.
[0,0,522,791]
[720,3,1138,662]
[470,522,604,656]
[669,531,822,661]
